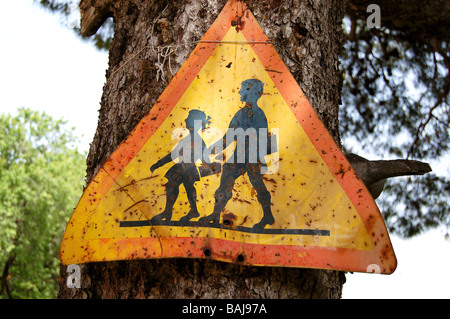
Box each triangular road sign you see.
[60,0,396,274]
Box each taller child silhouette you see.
[199,79,276,230]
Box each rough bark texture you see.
[59,0,347,299]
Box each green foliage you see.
[341,19,449,160]
[380,174,450,237]
[340,15,450,238]
[0,108,86,299]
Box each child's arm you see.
[150,153,173,172]
[207,116,239,156]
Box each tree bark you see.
[59,0,347,299]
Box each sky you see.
[0,1,449,299]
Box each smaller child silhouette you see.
[150,110,220,223]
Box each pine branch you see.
[346,153,432,199]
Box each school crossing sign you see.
[60,0,397,274]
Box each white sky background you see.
[0,0,449,299]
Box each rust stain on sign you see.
[60,0,396,274]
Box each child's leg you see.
[247,165,275,229]
[164,180,180,215]
[179,181,200,223]
[199,164,239,224]
[151,180,179,222]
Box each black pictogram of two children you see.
[150,79,276,230]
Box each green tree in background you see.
[0,108,86,298]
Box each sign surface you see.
[60,0,397,274]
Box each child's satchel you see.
[198,162,222,177]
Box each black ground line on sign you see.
[119,220,330,236]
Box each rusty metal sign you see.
[60,0,396,274]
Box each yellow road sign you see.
[60,0,396,274]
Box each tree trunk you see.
[59,0,347,299]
